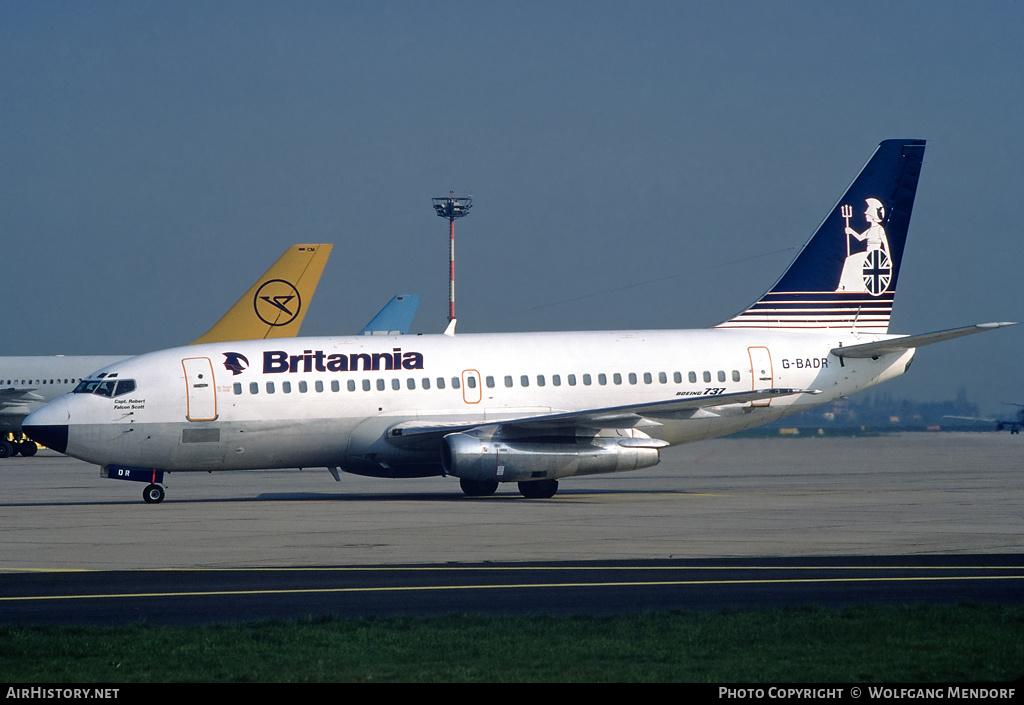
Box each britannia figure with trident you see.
[836,197,891,294]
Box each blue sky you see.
[3,1,1022,414]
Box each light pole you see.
[432,192,472,325]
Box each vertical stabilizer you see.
[191,244,333,344]
[716,139,925,333]
[360,295,421,336]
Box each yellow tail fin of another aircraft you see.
[191,244,333,345]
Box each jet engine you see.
[440,432,662,484]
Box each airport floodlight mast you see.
[432,192,472,324]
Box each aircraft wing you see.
[387,387,819,449]
[0,386,44,411]
[830,322,1017,359]
[360,295,421,336]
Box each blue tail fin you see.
[360,295,421,336]
[717,139,926,333]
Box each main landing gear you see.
[0,436,39,458]
[458,477,559,499]
[518,479,558,499]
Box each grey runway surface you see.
[3,557,1022,625]
[2,433,1020,569]
[1,433,1021,623]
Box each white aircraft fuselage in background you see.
[23,139,1015,501]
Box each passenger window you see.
[315,381,324,393]
[250,382,259,395]
[282,382,292,393]
[233,383,242,395]
[299,381,308,393]
[377,379,385,391]
[732,370,741,382]
[362,379,371,391]
[703,371,711,383]
[718,370,726,383]
[466,376,476,389]
[266,382,275,394]
[504,375,513,388]
[537,375,545,387]
[437,377,445,389]
[689,371,697,383]
[628,373,637,385]
[552,374,561,386]
[485,376,495,388]
[613,373,622,385]
[568,374,576,386]
[451,377,461,389]
[658,372,667,384]
[422,378,431,390]
[407,378,416,390]
[392,379,400,390]
[583,374,592,386]
[520,375,529,387]
[598,374,607,385]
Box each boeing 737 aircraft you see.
[24,140,1015,503]
[1,244,331,457]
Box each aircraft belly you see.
[68,418,358,472]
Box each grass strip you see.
[1,603,1021,682]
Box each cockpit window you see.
[73,378,137,398]
[115,380,136,397]
[94,381,117,397]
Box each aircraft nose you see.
[23,398,70,455]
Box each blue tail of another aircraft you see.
[717,139,926,333]
[360,295,421,336]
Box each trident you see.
[840,204,853,257]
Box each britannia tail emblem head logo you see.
[254,279,302,326]
[836,197,891,296]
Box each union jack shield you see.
[863,249,892,295]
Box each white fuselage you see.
[0,355,130,433]
[29,328,914,477]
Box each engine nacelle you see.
[440,433,662,483]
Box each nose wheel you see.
[143,484,166,504]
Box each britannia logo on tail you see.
[836,198,891,296]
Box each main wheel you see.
[459,478,499,497]
[0,441,13,459]
[518,479,558,499]
[143,484,165,504]
[17,441,37,457]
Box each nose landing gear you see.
[102,465,167,504]
[143,484,166,504]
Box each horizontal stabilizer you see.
[830,322,1017,359]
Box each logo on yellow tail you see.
[254,279,301,326]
